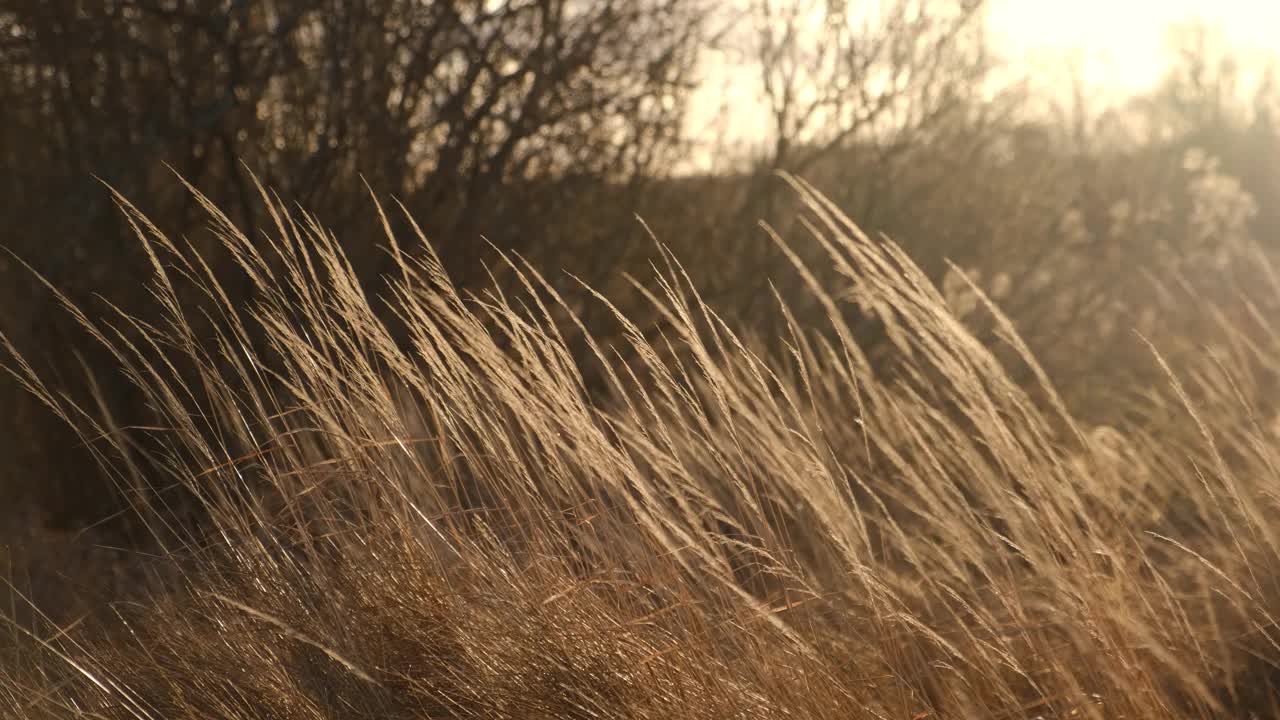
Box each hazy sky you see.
[989,0,1280,93]
[687,1,1279,167]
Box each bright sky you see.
[988,0,1280,94]
[686,1,1280,170]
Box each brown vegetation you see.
[4,3,1280,717]
[3,175,1280,717]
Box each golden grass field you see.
[4,176,1280,718]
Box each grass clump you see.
[4,175,1280,718]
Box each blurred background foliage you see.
[1,0,1278,537]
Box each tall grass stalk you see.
[3,175,1279,718]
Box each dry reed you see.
[3,174,1280,718]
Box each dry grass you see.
[3,174,1280,718]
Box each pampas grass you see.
[3,174,1280,718]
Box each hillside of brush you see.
[1,175,1279,719]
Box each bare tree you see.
[673,0,994,328]
[0,0,706,524]
[752,0,988,177]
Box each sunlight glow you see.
[685,1,1278,171]
[989,0,1280,94]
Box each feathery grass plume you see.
[3,173,1280,718]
